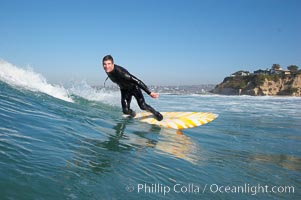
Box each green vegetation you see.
[272,64,281,70]
[254,74,281,85]
[223,77,247,89]
[269,74,282,81]
[287,65,299,72]
[254,75,265,85]
[222,73,285,90]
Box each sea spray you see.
[67,80,121,106]
[0,59,73,102]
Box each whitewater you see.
[0,60,300,199]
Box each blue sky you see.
[1,0,300,85]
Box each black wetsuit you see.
[107,65,163,121]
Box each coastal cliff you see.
[211,73,301,96]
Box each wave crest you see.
[0,59,73,102]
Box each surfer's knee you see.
[138,102,148,110]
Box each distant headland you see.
[211,64,301,96]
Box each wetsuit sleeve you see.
[118,67,152,95]
[128,74,152,95]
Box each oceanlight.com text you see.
[125,183,295,196]
[209,183,295,195]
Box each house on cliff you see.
[253,68,291,76]
[230,70,250,77]
[270,68,291,75]
[230,66,294,78]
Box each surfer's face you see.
[103,60,114,73]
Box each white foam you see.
[0,59,73,102]
[68,80,121,106]
[67,81,144,110]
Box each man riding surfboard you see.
[102,55,163,121]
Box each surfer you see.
[102,55,163,121]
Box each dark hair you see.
[103,55,114,63]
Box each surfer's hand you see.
[150,92,159,99]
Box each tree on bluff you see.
[272,64,281,70]
[287,65,299,72]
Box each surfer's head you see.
[103,55,114,73]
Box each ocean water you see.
[0,60,300,200]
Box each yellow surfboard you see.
[133,112,218,130]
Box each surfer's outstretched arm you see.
[117,67,152,95]
[128,74,159,98]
